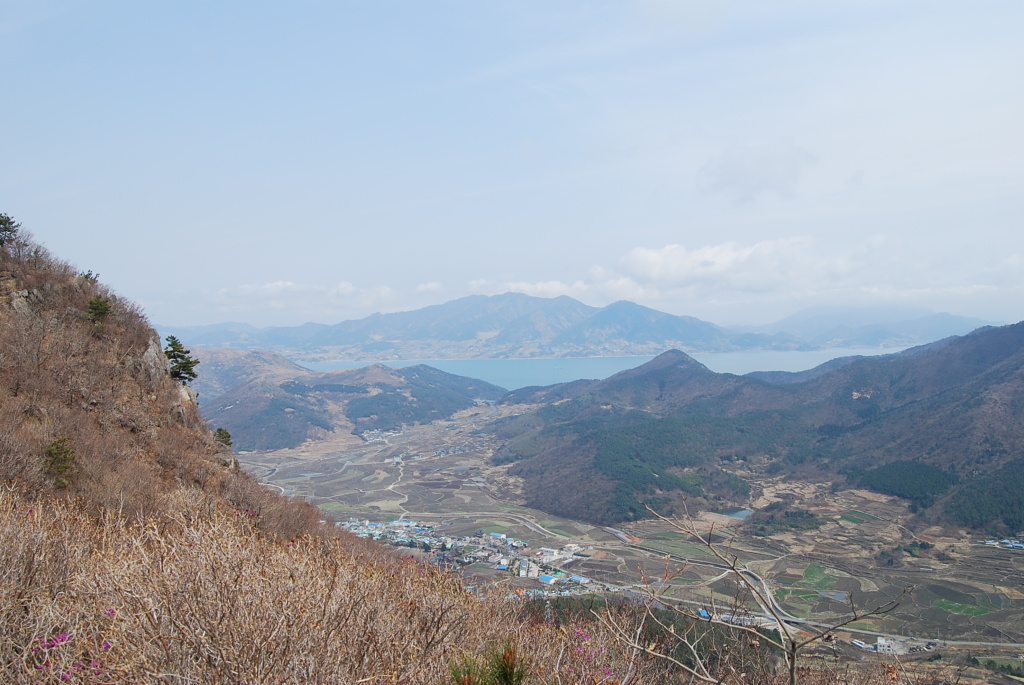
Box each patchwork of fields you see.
[239,405,1024,647]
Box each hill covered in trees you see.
[194,350,506,451]
[490,325,1024,531]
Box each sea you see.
[300,347,909,392]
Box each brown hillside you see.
[0,229,321,536]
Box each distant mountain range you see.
[195,320,1024,533]
[489,322,1024,530]
[737,304,992,348]
[159,294,992,361]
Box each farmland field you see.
[239,405,1024,647]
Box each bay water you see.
[301,347,908,392]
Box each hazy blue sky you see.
[3,1,1023,327]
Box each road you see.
[401,510,567,538]
[627,543,1024,650]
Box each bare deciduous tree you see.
[592,504,911,685]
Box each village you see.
[338,517,614,597]
[338,518,957,659]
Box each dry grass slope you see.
[0,487,657,683]
[0,229,325,536]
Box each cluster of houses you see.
[984,539,1024,550]
[338,517,481,553]
[338,518,603,595]
[359,428,406,443]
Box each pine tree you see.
[85,296,111,323]
[214,427,233,446]
[164,335,200,385]
[44,437,77,487]
[0,213,20,249]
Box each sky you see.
[3,1,1023,328]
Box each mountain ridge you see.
[489,322,1024,530]
[196,350,507,451]
[159,294,990,361]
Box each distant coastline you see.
[298,347,909,391]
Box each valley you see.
[198,321,1024,675]
[239,402,1024,660]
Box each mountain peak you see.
[602,348,714,384]
[158,296,985,362]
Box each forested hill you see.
[490,323,1024,531]
[196,349,506,451]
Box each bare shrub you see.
[581,505,970,685]
[0,487,652,683]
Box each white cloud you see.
[467,279,492,294]
[236,280,304,296]
[468,238,846,309]
[212,280,397,324]
[504,280,590,298]
[329,281,358,297]
[205,230,1024,328]
[415,281,444,293]
[696,139,816,203]
[469,277,653,302]
[619,237,842,293]
[469,279,586,299]
[459,234,1024,323]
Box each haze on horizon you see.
[3,1,1022,329]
